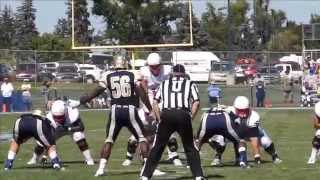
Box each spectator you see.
[21,79,32,111]
[208,82,221,106]
[41,81,57,110]
[255,74,265,107]
[1,77,14,112]
[282,69,294,104]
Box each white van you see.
[171,51,220,82]
[274,62,303,83]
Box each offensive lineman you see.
[122,52,183,167]
[4,110,62,170]
[215,96,281,165]
[79,55,152,177]
[196,100,249,168]
[307,101,320,164]
[27,100,94,166]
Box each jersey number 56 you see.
[110,76,131,98]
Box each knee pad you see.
[127,138,138,153]
[312,137,320,149]
[168,138,178,152]
[72,132,85,142]
[260,136,272,149]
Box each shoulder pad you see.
[139,66,150,79]
[67,107,80,123]
[249,110,260,122]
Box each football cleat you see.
[122,159,132,166]
[140,176,149,180]
[254,157,261,165]
[307,157,316,164]
[53,163,61,169]
[239,162,250,169]
[273,157,282,164]
[86,159,95,166]
[195,177,206,180]
[153,169,166,176]
[173,158,183,166]
[94,169,105,177]
[27,157,38,165]
[211,158,222,166]
[4,159,13,170]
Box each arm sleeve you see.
[154,83,162,102]
[190,82,200,101]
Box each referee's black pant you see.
[141,109,204,178]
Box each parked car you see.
[256,66,281,84]
[274,62,303,83]
[78,64,103,83]
[15,63,50,81]
[55,63,82,82]
[208,61,235,85]
[0,64,15,81]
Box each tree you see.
[267,29,301,52]
[72,0,92,46]
[54,18,70,38]
[201,3,228,50]
[92,0,182,45]
[0,5,15,49]
[14,0,38,50]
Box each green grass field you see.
[0,83,317,180]
[1,108,320,180]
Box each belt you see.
[113,105,130,108]
[163,107,190,112]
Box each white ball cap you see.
[51,100,66,116]
[315,102,320,117]
[233,96,250,109]
[147,53,161,66]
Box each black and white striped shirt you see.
[154,76,199,111]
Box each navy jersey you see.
[105,70,139,106]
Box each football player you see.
[307,101,320,164]
[122,52,183,167]
[209,96,282,166]
[79,55,152,177]
[196,101,249,168]
[4,110,62,170]
[27,100,94,166]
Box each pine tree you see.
[72,0,92,46]
[14,0,38,50]
[0,5,15,49]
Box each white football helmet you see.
[32,109,43,116]
[233,96,250,118]
[147,53,161,66]
[113,55,127,69]
[51,100,66,123]
[315,102,320,117]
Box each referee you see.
[140,64,205,180]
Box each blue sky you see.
[0,0,320,33]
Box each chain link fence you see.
[1,49,314,111]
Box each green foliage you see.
[73,0,92,46]
[91,0,182,45]
[14,0,38,50]
[0,5,15,49]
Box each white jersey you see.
[47,106,80,129]
[139,65,172,98]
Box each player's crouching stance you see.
[307,101,320,164]
[4,110,62,170]
[79,56,152,177]
[27,100,94,166]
